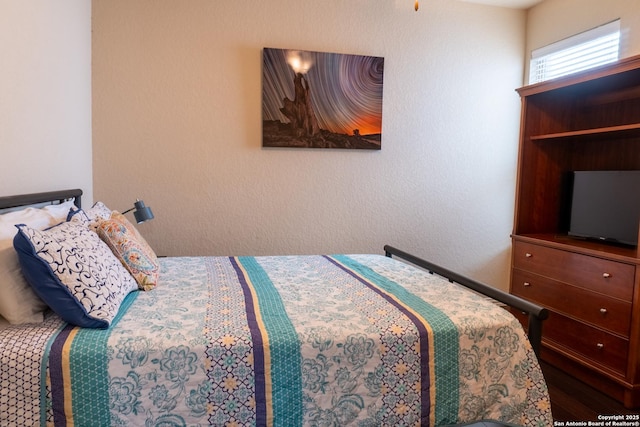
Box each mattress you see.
[0,254,552,426]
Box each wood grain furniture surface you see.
[510,54,640,408]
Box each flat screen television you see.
[568,170,640,246]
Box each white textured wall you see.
[526,0,640,82]
[0,1,92,203]
[93,0,526,290]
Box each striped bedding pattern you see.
[0,254,552,426]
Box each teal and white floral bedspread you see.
[0,254,552,426]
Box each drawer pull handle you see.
[523,282,531,287]
[597,343,604,349]
[603,272,611,279]
[525,253,533,258]
[600,308,608,314]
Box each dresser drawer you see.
[544,311,629,375]
[512,268,632,336]
[513,241,635,301]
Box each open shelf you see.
[530,123,640,141]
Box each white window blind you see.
[529,20,620,84]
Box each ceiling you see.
[461,0,543,9]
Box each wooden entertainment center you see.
[510,54,640,407]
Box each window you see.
[529,20,620,84]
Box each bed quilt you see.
[0,254,552,426]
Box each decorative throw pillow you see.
[68,201,112,231]
[96,212,159,291]
[0,200,76,324]
[13,221,138,328]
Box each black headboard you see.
[0,189,83,210]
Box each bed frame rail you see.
[0,189,83,210]
[384,244,548,356]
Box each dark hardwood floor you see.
[541,361,640,422]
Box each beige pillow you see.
[0,240,48,323]
[0,200,75,324]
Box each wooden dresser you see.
[510,55,640,407]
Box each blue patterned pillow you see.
[13,221,138,328]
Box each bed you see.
[0,189,552,427]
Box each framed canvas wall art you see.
[262,48,384,150]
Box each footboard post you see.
[527,313,543,356]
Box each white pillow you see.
[68,201,112,231]
[0,200,76,324]
[42,200,77,223]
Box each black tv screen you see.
[568,170,640,246]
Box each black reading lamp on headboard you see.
[121,199,154,224]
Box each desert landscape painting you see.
[262,48,384,149]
